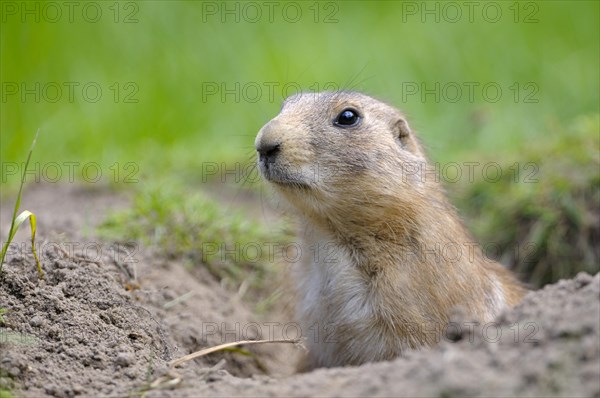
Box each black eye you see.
[334,109,360,127]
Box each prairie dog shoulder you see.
[255,91,526,369]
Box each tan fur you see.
[255,91,526,370]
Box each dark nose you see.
[257,142,281,164]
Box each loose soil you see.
[1,183,598,397]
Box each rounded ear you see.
[397,118,411,141]
[394,117,424,157]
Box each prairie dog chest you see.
[292,228,375,339]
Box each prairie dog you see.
[255,91,526,370]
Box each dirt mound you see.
[146,273,600,398]
[1,251,169,396]
[1,184,598,397]
[0,246,293,397]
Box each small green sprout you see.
[0,130,44,279]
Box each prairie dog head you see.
[255,91,429,225]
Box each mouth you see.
[258,160,311,189]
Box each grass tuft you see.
[453,114,600,287]
[98,182,291,298]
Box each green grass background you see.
[2,1,598,185]
[1,1,598,291]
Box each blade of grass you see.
[0,130,44,279]
[168,338,302,368]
